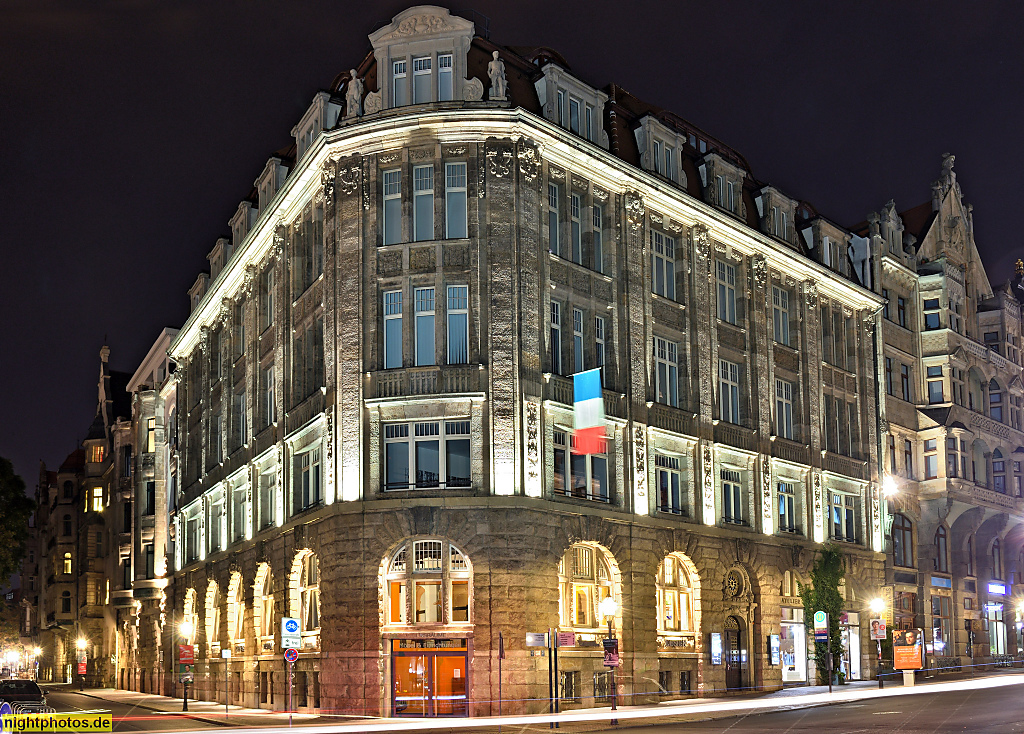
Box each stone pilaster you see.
[623,190,647,514]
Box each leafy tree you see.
[799,544,845,685]
[0,458,33,585]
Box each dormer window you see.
[716,175,737,212]
[393,60,408,106]
[770,206,787,239]
[536,65,608,147]
[438,54,453,101]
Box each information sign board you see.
[281,616,301,649]
[768,634,781,665]
[813,611,829,643]
[179,644,195,665]
[557,632,576,648]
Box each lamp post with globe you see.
[598,595,618,720]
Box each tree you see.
[0,457,33,585]
[799,544,845,685]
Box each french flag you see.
[573,368,605,454]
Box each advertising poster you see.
[892,628,924,670]
[769,634,781,665]
[869,618,887,641]
[710,632,723,665]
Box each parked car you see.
[0,679,47,709]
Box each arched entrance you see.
[724,616,744,691]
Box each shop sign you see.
[394,638,467,650]
[893,628,924,670]
[556,632,576,648]
[602,638,619,667]
[881,586,894,627]
[870,618,887,641]
[987,582,1007,595]
[710,632,723,665]
[768,634,781,665]
[525,632,548,647]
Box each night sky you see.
[2,1,1022,490]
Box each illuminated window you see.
[90,487,103,513]
[385,541,471,625]
[62,552,72,575]
[656,555,694,633]
[558,544,614,631]
[299,553,320,634]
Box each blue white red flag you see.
[573,368,605,455]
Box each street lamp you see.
[598,595,618,719]
[76,638,88,691]
[882,475,898,499]
[179,619,195,711]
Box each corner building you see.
[168,6,887,715]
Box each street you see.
[45,687,251,731]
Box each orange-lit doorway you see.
[391,639,468,717]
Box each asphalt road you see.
[45,688,230,731]
[616,684,1024,733]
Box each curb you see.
[49,688,233,728]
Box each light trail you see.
[120,672,1024,733]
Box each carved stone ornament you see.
[692,223,711,261]
[486,142,513,178]
[364,91,381,115]
[321,166,335,207]
[516,138,541,181]
[751,255,768,300]
[593,188,609,202]
[379,152,400,165]
[666,220,683,234]
[650,210,663,226]
[571,175,590,191]
[549,167,565,182]
[463,77,484,102]
[242,266,257,297]
[377,13,454,41]
[338,160,360,196]
[272,227,285,257]
[443,145,467,157]
[625,190,645,231]
[804,281,819,309]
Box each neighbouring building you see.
[164,6,889,717]
[870,158,1024,670]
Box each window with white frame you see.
[923,298,941,330]
[585,103,594,141]
[556,89,566,125]
[386,541,471,625]
[232,388,246,450]
[770,205,787,239]
[568,96,581,134]
[715,175,736,212]
[414,287,435,366]
[299,553,320,638]
[721,469,743,524]
[650,231,676,299]
[552,429,608,502]
[558,544,613,630]
[294,446,322,512]
[777,481,797,533]
[550,301,562,374]
[719,359,740,424]
[438,54,453,101]
[209,495,224,553]
[261,363,276,427]
[384,420,471,491]
[384,290,403,369]
[444,162,467,238]
[924,438,938,479]
[775,378,794,439]
[412,56,431,103]
[570,193,583,264]
[257,570,274,643]
[656,454,684,515]
[829,491,858,543]
[413,165,434,241]
[654,337,679,407]
[992,449,1006,493]
[717,261,737,323]
[548,183,561,256]
[573,308,584,374]
[592,203,604,273]
[595,316,606,378]
[447,285,469,364]
[392,60,408,106]
[258,469,275,530]
[927,365,943,404]
[657,555,694,632]
[772,286,790,345]
[231,482,247,542]
[382,169,402,245]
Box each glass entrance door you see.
[392,640,468,717]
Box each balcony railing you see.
[544,374,625,418]
[714,422,755,451]
[824,452,867,480]
[649,404,696,437]
[554,486,610,504]
[771,438,809,465]
[372,366,481,399]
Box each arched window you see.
[781,569,797,597]
[934,527,948,573]
[992,449,1006,493]
[656,555,695,633]
[205,581,221,652]
[63,552,72,575]
[385,540,471,625]
[255,567,274,647]
[62,515,72,536]
[299,553,320,635]
[966,535,975,576]
[892,514,913,567]
[558,543,615,631]
[61,591,71,613]
[228,573,245,645]
[182,588,198,645]
[989,380,1003,422]
[992,539,1002,580]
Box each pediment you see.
[369,6,474,45]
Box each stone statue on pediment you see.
[345,70,363,118]
[488,51,507,101]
